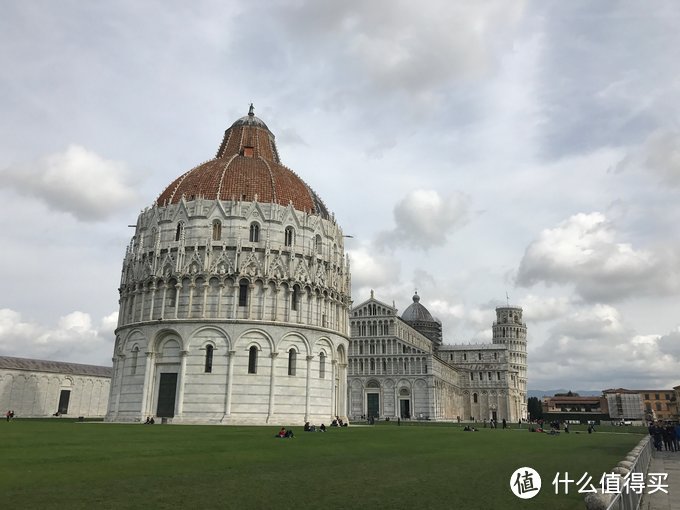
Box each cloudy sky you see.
[1,0,679,391]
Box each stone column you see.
[112,354,125,420]
[160,284,167,319]
[247,284,255,320]
[130,290,138,323]
[138,287,146,323]
[148,283,157,321]
[331,359,337,419]
[140,352,155,418]
[273,284,280,321]
[201,281,209,318]
[267,352,279,422]
[307,290,313,325]
[337,362,347,420]
[187,282,196,318]
[304,355,313,421]
[174,283,181,319]
[217,281,225,318]
[222,349,236,421]
[232,282,239,319]
[176,350,188,417]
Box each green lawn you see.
[0,420,645,509]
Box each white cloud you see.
[0,308,114,366]
[347,246,401,293]
[377,189,471,250]
[0,145,139,221]
[519,294,572,323]
[616,129,680,188]
[516,212,679,301]
[529,304,679,389]
[274,0,527,95]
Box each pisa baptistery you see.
[106,106,352,425]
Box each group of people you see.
[303,422,326,432]
[649,422,679,452]
[5,410,15,422]
[276,427,295,438]
[143,416,156,425]
[331,416,347,427]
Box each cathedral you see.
[106,106,351,424]
[106,105,527,425]
[347,292,527,423]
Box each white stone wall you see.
[108,196,351,425]
[107,320,348,424]
[0,369,110,418]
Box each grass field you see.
[0,420,646,509]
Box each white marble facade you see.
[348,294,526,423]
[106,110,351,425]
[0,356,111,418]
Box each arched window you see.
[212,220,222,241]
[130,347,139,376]
[249,223,260,242]
[175,222,184,241]
[319,352,326,379]
[473,393,478,404]
[248,346,258,374]
[205,345,214,373]
[239,279,248,307]
[315,234,322,254]
[291,285,299,311]
[288,348,297,376]
[285,227,294,247]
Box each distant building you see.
[638,389,677,421]
[347,292,527,422]
[0,356,111,417]
[602,388,645,421]
[541,394,609,424]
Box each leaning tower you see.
[492,306,527,420]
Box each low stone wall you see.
[584,435,652,510]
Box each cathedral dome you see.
[401,292,436,323]
[401,292,442,347]
[155,105,329,218]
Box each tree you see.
[528,397,543,420]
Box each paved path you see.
[640,449,680,510]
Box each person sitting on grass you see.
[285,428,294,438]
[320,424,326,432]
[277,427,287,438]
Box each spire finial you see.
[248,103,255,116]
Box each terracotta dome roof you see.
[156,105,329,218]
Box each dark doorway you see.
[156,373,178,417]
[367,393,380,419]
[492,410,498,421]
[58,390,71,414]
[399,399,410,419]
